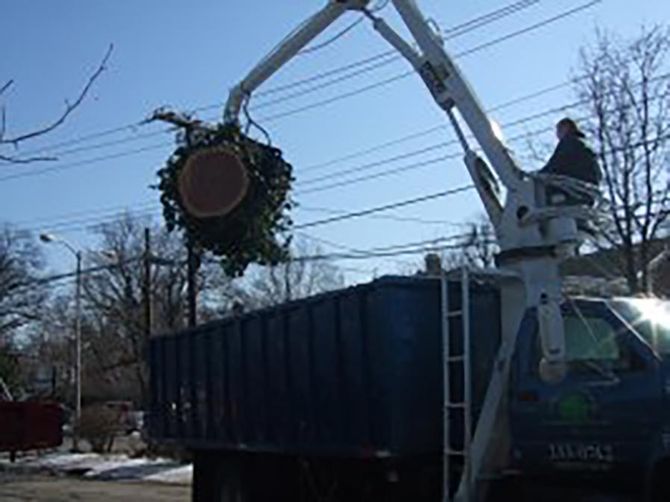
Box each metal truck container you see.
[148,276,501,458]
[0,401,63,453]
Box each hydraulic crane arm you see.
[222,0,541,248]
[224,1,357,124]
[383,0,524,191]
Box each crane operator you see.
[539,117,602,206]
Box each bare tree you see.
[0,225,46,340]
[442,217,498,271]
[0,45,112,164]
[234,240,344,309]
[0,226,48,397]
[22,295,76,401]
[80,214,233,404]
[575,26,670,293]
[82,215,184,403]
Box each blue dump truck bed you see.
[148,276,501,459]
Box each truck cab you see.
[510,297,670,500]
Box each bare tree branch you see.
[0,153,56,164]
[1,105,6,140]
[573,26,670,293]
[0,80,13,98]
[0,44,113,161]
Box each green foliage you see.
[155,123,294,277]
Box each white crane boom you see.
[224,2,353,124]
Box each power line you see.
[16,121,149,158]
[256,0,603,123]
[45,126,174,159]
[295,106,563,190]
[299,154,459,195]
[26,202,670,292]
[297,17,365,55]
[24,201,462,237]
[296,76,670,192]
[299,204,462,226]
[15,0,537,159]
[0,141,172,183]
[293,231,378,274]
[297,127,670,198]
[299,143,449,186]
[254,0,540,98]
[9,257,144,294]
[19,163,473,232]
[248,55,403,112]
[30,50,395,160]
[13,0,562,160]
[2,2,626,234]
[259,71,416,123]
[2,0,601,184]
[300,124,446,173]
[22,201,460,237]
[442,0,539,38]
[299,80,571,173]
[247,0,541,113]
[17,107,658,234]
[0,86,585,187]
[14,97,670,234]
[294,185,475,229]
[296,231,364,254]
[294,121,561,196]
[0,78,580,185]
[0,88,447,185]
[291,239,494,262]
[19,232,475,294]
[24,206,161,235]
[360,233,471,254]
[29,185,474,237]
[458,0,601,58]
[296,65,669,174]
[14,201,158,229]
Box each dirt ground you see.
[0,473,190,502]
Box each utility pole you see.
[73,250,82,452]
[40,233,115,452]
[284,261,293,302]
[187,239,198,327]
[143,228,153,339]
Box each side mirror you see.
[537,296,567,384]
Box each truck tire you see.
[193,451,247,502]
[487,476,527,502]
[650,459,670,502]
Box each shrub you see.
[79,404,121,453]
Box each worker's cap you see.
[557,117,585,138]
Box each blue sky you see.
[1,0,669,281]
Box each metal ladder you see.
[442,267,473,502]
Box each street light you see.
[39,233,83,452]
[40,235,120,451]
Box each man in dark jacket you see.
[540,118,602,205]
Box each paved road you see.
[0,474,190,502]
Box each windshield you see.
[609,298,670,355]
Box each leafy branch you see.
[152,110,294,277]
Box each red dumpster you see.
[0,402,63,452]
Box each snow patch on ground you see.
[144,464,193,484]
[0,451,192,485]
